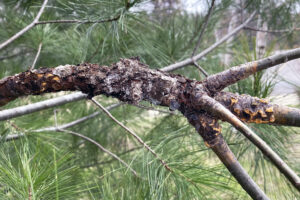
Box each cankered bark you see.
[1,57,300,198]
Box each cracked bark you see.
[1,57,300,198]
[214,91,300,127]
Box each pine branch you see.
[0,92,87,121]
[204,47,300,93]
[0,0,48,50]
[211,134,269,200]
[244,26,300,33]
[199,95,300,191]
[161,11,256,72]
[30,43,43,70]
[35,16,120,25]
[33,103,122,132]
[91,98,172,171]
[0,57,299,196]
[57,128,139,178]
[183,110,269,199]
[192,0,215,57]
[3,102,121,141]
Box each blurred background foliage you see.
[0,0,300,199]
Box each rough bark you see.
[214,91,300,127]
[198,95,300,191]
[1,57,300,197]
[1,57,300,127]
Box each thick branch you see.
[204,47,300,93]
[273,105,300,126]
[0,58,190,108]
[1,58,298,196]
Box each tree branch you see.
[0,57,299,196]
[0,92,87,121]
[204,47,300,93]
[57,128,139,178]
[244,26,300,33]
[199,95,300,191]
[211,135,269,200]
[35,16,120,25]
[182,109,269,199]
[0,1,121,51]
[30,43,43,70]
[91,98,172,171]
[0,0,48,50]
[192,0,215,56]
[161,11,256,72]
[2,102,121,141]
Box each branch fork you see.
[1,47,300,198]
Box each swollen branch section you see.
[0,58,298,141]
[1,56,300,199]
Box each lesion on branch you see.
[1,56,300,127]
[214,91,300,127]
[1,49,300,196]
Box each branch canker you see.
[0,58,189,108]
[1,58,299,198]
[214,91,300,127]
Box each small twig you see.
[0,0,120,51]
[36,16,120,25]
[91,98,172,171]
[244,26,300,33]
[58,128,139,178]
[30,43,42,70]
[161,11,256,72]
[33,102,122,132]
[0,92,87,121]
[81,146,142,168]
[192,0,215,56]
[3,102,122,142]
[192,60,208,77]
[0,0,48,50]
